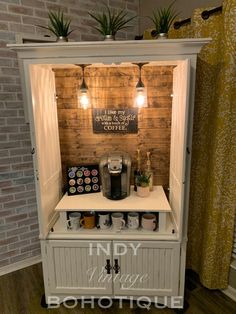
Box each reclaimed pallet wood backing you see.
[55,65,174,189]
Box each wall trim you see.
[222,286,236,302]
[0,255,41,277]
[221,259,236,302]
[230,258,236,271]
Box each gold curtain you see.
[146,0,235,289]
[179,0,235,289]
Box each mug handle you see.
[153,220,158,231]
[121,219,126,230]
[67,219,71,230]
[80,218,84,227]
[134,218,139,228]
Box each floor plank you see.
[0,264,235,314]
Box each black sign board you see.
[92,108,138,133]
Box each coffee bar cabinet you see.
[9,39,209,308]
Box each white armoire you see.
[9,39,209,310]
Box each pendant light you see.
[77,64,90,109]
[134,63,148,108]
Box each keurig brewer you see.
[99,152,131,200]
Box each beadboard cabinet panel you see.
[46,240,180,297]
[47,240,113,295]
[113,241,180,296]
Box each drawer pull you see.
[105,259,112,274]
[113,259,120,274]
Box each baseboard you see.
[230,258,236,271]
[222,286,236,302]
[0,255,41,276]
[221,259,236,302]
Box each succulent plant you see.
[149,1,178,35]
[38,10,74,39]
[137,174,151,188]
[88,5,136,37]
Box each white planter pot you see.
[137,186,150,197]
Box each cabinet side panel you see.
[30,65,62,237]
[169,60,190,237]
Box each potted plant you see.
[149,1,178,39]
[38,10,74,42]
[88,5,136,40]
[137,173,151,197]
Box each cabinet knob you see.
[113,259,120,274]
[105,259,112,274]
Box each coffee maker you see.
[99,152,131,200]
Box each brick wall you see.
[0,0,139,270]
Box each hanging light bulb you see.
[136,87,147,108]
[134,63,148,108]
[77,64,90,109]
[79,88,90,110]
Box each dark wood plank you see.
[0,264,235,314]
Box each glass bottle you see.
[134,149,141,191]
[146,151,153,191]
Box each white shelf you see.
[55,185,171,212]
[48,212,178,241]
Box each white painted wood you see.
[15,34,55,122]
[40,240,50,300]
[181,55,197,241]
[169,59,190,238]
[179,240,187,300]
[0,255,41,277]
[30,65,62,238]
[222,286,236,302]
[159,212,167,233]
[48,212,177,240]
[47,240,113,295]
[55,186,171,212]
[8,39,210,305]
[57,212,67,232]
[8,39,210,61]
[113,241,180,296]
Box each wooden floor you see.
[0,263,235,314]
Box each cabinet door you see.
[113,241,180,296]
[29,65,62,238]
[47,240,113,295]
[169,59,191,237]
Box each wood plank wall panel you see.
[55,65,174,189]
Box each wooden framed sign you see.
[92,108,138,133]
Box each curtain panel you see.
[173,0,236,289]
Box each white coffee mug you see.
[127,212,139,230]
[141,213,157,231]
[67,212,81,231]
[98,213,110,229]
[111,212,125,231]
